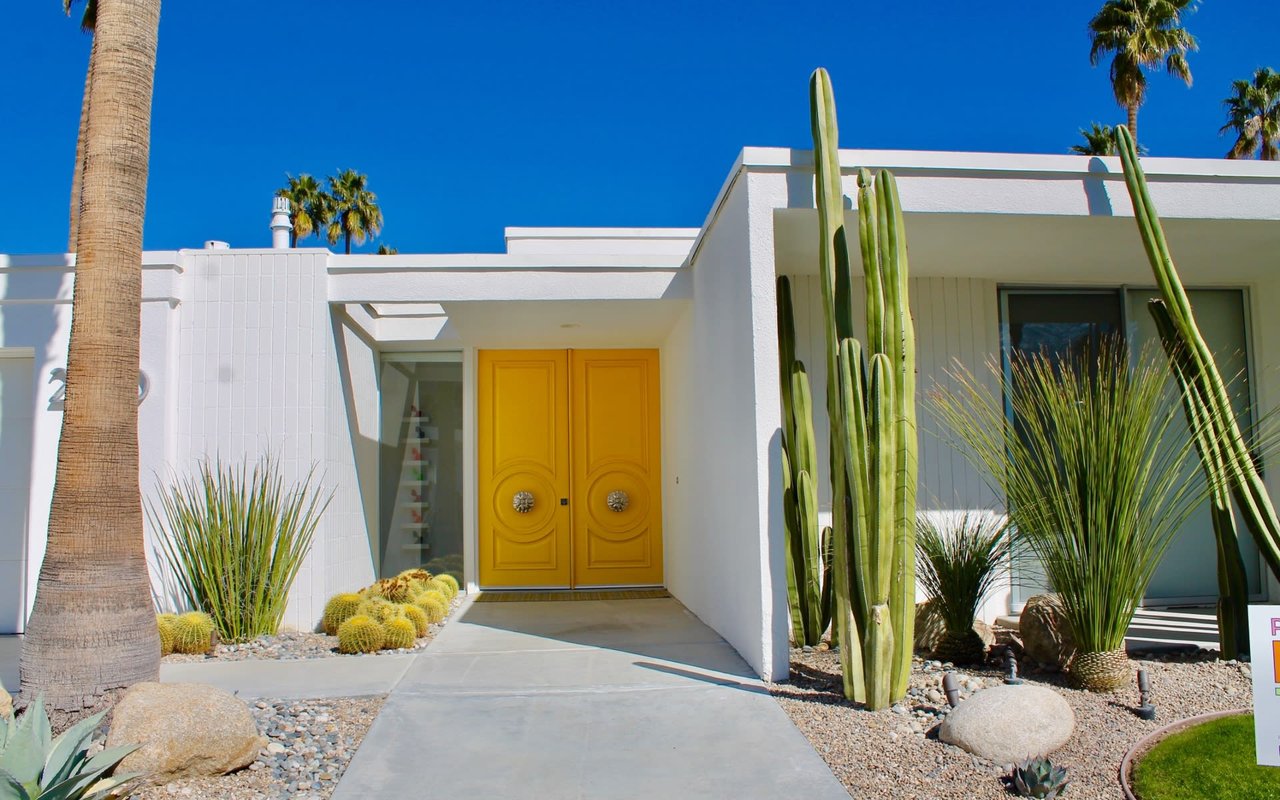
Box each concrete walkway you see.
[332,596,848,799]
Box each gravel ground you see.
[772,647,1253,800]
[127,695,386,800]
[163,597,461,663]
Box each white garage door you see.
[0,354,34,634]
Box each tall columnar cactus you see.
[810,68,918,708]
[777,275,833,646]
[1148,303,1251,659]
[1115,124,1279,658]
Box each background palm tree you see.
[376,243,398,255]
[64,0,97,252]
[277,174,332,247]
[22,0,163,710]
[1071,122,1119,155]
[1088,0,1197,142]
[1221,67,1280,160]
[327,169,383,254]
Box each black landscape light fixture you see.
[1003,650,1024,685]
[1135,669,1156,720]
[942,672,961,707]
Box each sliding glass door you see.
[1001,288,1259,609]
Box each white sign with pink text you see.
[1248,605,1280,766]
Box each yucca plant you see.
[932,340,1206,691]
[149,456,331,642]
[915,511,1012,664]
[0,694,139,800]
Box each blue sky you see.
[0,1,1274,254]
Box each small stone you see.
[0,687,11,721]
[267,742,286,754]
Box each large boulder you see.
[0,687,10,720]
[913,600,995,656]
[107,682,264,783]
[1019,594,1076,668]
[939,684,1074,765]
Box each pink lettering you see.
[1272,618,1280,636]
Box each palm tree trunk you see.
[345,231,351,254]
[1127,104,1138,143]
[20,0,162,712]
[67,35,98,252]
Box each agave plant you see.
[1011,757,1069,799]
[0,695,139,799]
[932,339,1206,691]
[915,511,1012,664]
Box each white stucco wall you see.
[0,254,181,630]
[662,167,789,681]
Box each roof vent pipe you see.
[204,240,230,250]
[270,196,293,249]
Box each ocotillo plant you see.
[777,275,832,646]
[1148,302,1250,659]
[810,67,918,708]
[1115,125,1280,628]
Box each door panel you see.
[478,351,571,587]
[571,350,663,587]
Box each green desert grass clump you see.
[1133,714,1280,800]
[932,340,1205,691]
[337,615,384,653]
[149,455,331,643]
[170,611,215,654]
[915,511,1011,664]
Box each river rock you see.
[939,684,1075,765]
[0,687,10,719]
[1019,593,1076,668]
[107,682,265,782]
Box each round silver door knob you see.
[512,491,535,513]
[606,490,630,512]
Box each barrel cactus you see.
[337,614,385,653]
[414,591,449,623]
[381,616,417,650]
[322,593,364,635]
[171,611,215,655]
[429,577,456,601]
[157,613,177,656]
[433,573,460,599]
[357,597,399,623]
[367,577,415,603]
[402,604,430,637]
[398,568,433,584]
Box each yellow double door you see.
[478,349,663,589]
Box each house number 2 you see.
[47,368,150,410]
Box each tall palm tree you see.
[1221,67,1280,160]
[21,0,162,711]
[327,169,383,254]
[64,0,97,252]
[1071,122,1119,155]
[277,174,332,247]
[1088,0,1198,142]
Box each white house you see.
[2,147,1278,681]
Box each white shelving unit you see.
[393,395,439,553]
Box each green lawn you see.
[1132,713,1280,800]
